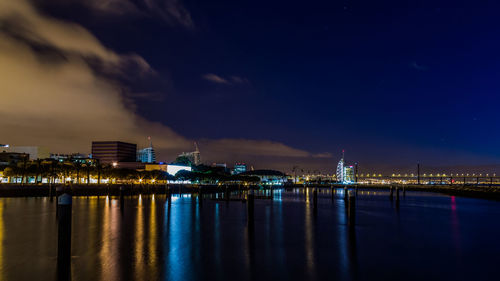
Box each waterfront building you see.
[167,164,192,177]
[2,146,50,160]
[239,170,286,185]
[336,155,345,183]
[232,163,247,175]
[336,150,355,184]
[50,153,88,161]
[145,163,168,172]
[344,165,355,183]
[91,141,137,164]
[137,138,156,163]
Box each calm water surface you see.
[0,188,499,281]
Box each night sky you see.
[1,0,499,173]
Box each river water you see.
[0,188,499,281]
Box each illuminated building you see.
[239,170,286,185]
[336,151,345,183]
[50,153,88,161]
[167,164,192,176]
[344,165,355,183]
[137,137,156,163]
[336,150,355,184]
[233,163,247,174]
[91,141,136,164]
[145,163,167,172]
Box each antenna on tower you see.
[194,142,199,152]
[342,149,345,160]
[148,136,152,147]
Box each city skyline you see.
[1,0,500,173]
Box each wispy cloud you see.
[202,73,249,85]
[312,152,333,158]
[230,76,249,84]
[410,61,428,71]
[143,0,194,28]
[43,0,194,29]
[202,73,230,84]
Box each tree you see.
[173,156,192,166]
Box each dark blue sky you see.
[38,0,500,169]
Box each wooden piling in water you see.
[313,188,318,210]
[348,190,355,227]
[57,193,72,281]
[389,186,394,200]
[225,186,230,202]
[247,190,254,228]
[119,186,124,208]
[199,187,203,206]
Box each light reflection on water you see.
[0,189,499,280]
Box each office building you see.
[336,150,355,184]
[91,141,137,164]
[137,138,156,163]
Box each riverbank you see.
[1,183,500,200]
[287,183,500,201]
[325,183,500,201]
[392,184,500,201]
[0,184,248,197]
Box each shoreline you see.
[0,183,499,201]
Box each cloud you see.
[410,61,428,71]
[0,0,188,154]
[143,0,194,28]
[230,76,249,84]
[312,152,333,158]
[38,0,194,28]
[202,73,250,85]
[0,0,331,171]
[202,73,230,84]
[200,139,311,158]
